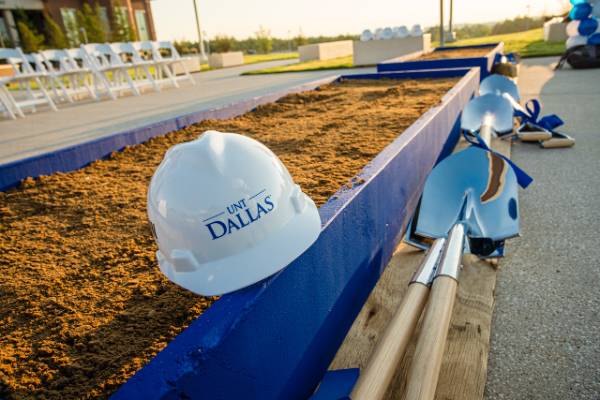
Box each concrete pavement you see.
[0,59,373,164]
[485,58,600,399]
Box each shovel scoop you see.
[480,74,574,148]
[414,145,519,256]
[408,92,519,257]
[480,74,521,103]
[479,74,550,141]
[461,93,515,140]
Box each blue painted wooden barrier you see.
[110,68,480,399]
[342,67,472,81]
[377,42,504,80]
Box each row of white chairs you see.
[0,41,196,120]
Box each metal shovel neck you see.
[435,223,465,281]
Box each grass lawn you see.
[242,55,354,75]
[445,28,565,58]
[243,52,298,65]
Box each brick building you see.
[0,0,156,47]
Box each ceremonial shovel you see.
[480,74,575,148]
[351,93,525,400]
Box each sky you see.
[150,0,569,41]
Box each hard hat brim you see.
[157,200,322,296]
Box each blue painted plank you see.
[435,42,499,51]
[310,369,359,400]
[0,118,178,192]
[341,68,473,81]
[377,42,504,80]
[111,68,480,400]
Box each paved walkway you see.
[485,58,600,399]
[0,60,373,164]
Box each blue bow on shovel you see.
[463,130,533,189]
[494,52,519,64]
[515,99,564,132]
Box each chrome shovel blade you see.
[479,74,529,115]
[414,146,520,248]
[480,74,521,102]
[461,94,515,135]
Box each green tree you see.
[491,16,543,35]
[44,13,68,49]
[109,5,136,42]
[63,13,80,46]
[17,21,44,52]
[77,3,106,43]
[254,26,272,54]
[174,40,197,55]
[211,35,235,53]
[76,10,88,42]
[294,31,308,49]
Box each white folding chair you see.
[0,47,57,119]
[0,78,18,119]
[38,49,97,102]
[131,41,180,89]
[109,42,161,93]
[80,43,140,99]
[151,41,196,86]
[63,47,113,100]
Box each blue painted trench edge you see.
[377,42,504,80]
[112,68,481,399]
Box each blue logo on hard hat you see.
[204,189,275,240]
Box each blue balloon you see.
[588,32,600,44]
[570,2,593,20]
[579,17,599,35]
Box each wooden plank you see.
[329,136,511,400]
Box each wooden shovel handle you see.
[404,276,458,400]
[540,137,575,148]
[351,283,430,400]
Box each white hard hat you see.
[147,131,322,296]
[410,24,423,37]
[395,26,409,38]
[360,29,373,41]
[381,27,394,40]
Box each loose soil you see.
[418,47,492,60]
[0,78,457,399]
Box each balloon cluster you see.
[360,25,423,42]
[566,0,600,48]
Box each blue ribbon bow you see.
[515,99,564,132]
[463,130,533,189]
[494,52,519,64]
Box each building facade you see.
[0,0,156,47]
